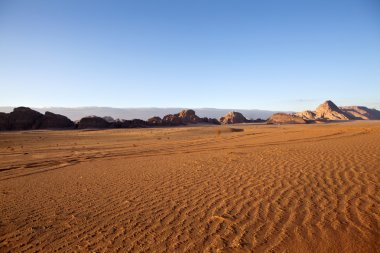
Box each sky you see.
[0,0,379,111]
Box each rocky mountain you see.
[103,116,116,123]
[219,112,248,124]
[112,119,149,128]
[201,117,221,125]
[77,116,110,129]
[0,113,8,130]
[267,113,307,124]
[314,100,350,120]
[147,116,162,126]
[0,107,75,130]
[339,106,380,120]
[276,100,380,124]
[7,107,44,130]
[162,110,205,125]
[295,110,317,120]
[162,114,182,126]
[1,102,379,130]
[0,107,222,131]
[39,112,75,129]
[161,110,219,126]
[295,100,380,121]
[178,109,201,124]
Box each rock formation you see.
[339,106,380,120]
[124,119,148,128]
[77,116,110,129]
[0,107,75,130]
[0,112,9,131]
[1,102,379,131]
[8,107,44,130]
[293,101,380,122]
[147,116,162,126]
[178,109,201,124]
[103,116,115,123]
[263,100,380,125]
[201,117,221,125]
[39,111,75,129]
[162,114,182,126]
[162,110,202,125]
[219,111,248,124]
[251,118,266,123]
[295,110,316,120]
[315,100,350,120]
[267,113,307,124]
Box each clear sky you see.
[1,0,379,111]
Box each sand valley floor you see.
[0,121,379,252]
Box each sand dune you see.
[1,122,379,252]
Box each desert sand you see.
[0,121,379,252]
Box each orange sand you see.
[0,121,379,252]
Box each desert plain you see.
[0,121,379,252]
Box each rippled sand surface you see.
[1,121,379,252]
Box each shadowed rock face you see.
[267,113,307,124]
[147,116,162,126]
[162,114,182,125]
[0,112,9,130]
[315,100,350,120]
[77,116,110,129]
[111,119,149,128]
[103,116,115,123]
[0,107,75,130]
[219,112,248,124]
[339,106,380,120]
[8,107,44,130]
[39,112,75,129]
[201,117,221,125]
[123,119,148,128]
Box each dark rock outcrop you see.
[39,111,75,129]
[0,107,75,130]
[77,116,110,129]
[162,114,182,126]
[111,119,148,128]
[0,112,9,130]
[123,119,148,128]
[201,117,221,125]
[267,113,307,124]
[219,112,248,124]
[8,107,44,130]
[251,118,266,123]
[103,116,115,123]
[147,116,162,126]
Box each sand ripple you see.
[0,122,379,252]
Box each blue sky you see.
[0,0,379,111]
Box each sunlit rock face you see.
[267,113,307,124]
[219,111,248,124]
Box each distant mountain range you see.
[268,100,380,124]
[0,107,284,121]
[1,101,380,131]
[295,100,380,121]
